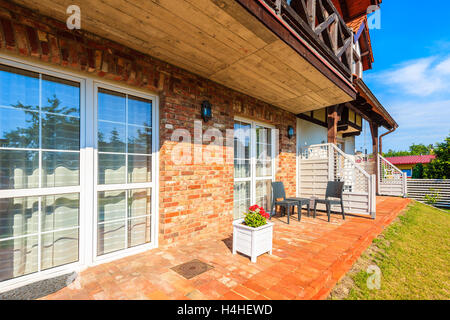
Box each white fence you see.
[378,155,407,197]
[299,144,376,217]
[407,179,450,208]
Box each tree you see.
[412,163,424,179]
[383,143,433,157]
[423,135,450,179]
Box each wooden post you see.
[327,106,339,144]
[369,121,379,195]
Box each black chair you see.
[270,182,299,224]
[313,181,345,222]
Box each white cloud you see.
[368,56,450,97]
[356,99,450,152]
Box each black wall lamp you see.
[287,125,294,139]
[201,100,212,122]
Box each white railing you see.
[378,154,407,197]
[300,143,376,217]
[407,179,450,208]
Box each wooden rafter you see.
[267,0,354,77]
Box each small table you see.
[286,197,311,218]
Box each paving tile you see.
[39,197,410,300]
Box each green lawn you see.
[343,201,450,300]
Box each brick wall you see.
[0,1,297,246]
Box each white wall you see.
[297,118,356,155]
[297,118,327,153]
[344,136,356,155]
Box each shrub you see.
[243,205,269,228]
[424,188,440,206]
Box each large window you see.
[0,60,158,286]
[0,64,81,282]
[95,86,154,257]
[233,119,275,219]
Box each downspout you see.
[379,127,396,155]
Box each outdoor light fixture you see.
[287,125,294,139]
[201,100,212,122]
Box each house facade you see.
[0,0,398,290]
[385,155,437,178]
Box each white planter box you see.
[232,219,274,263]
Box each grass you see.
[333,201,450,300]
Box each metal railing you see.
[378,154,407,197]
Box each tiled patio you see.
[42,196,411,300]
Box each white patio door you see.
[93,84,157,261]
[233,118,275,219]
[0,59,158,289]
[0,62,85,284]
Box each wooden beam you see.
[327,105,339,144]
[307,0,317,27]
[369,121,379,194]
[336,37,352,58]
[314,12,336,35]
[297,112,328,127]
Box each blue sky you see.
[355,0,450,153]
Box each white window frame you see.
[0,55,160,291]
[234,117,276,218]
[92,82,158,265]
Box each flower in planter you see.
[244,204,270,228]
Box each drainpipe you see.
[379,127,396,155]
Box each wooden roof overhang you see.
[348,78,397,130]
[332,0,382,22]
[9,0,357,114]
[349,16,374,71]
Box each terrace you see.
[37,196,410,300]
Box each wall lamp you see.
[287,125,294,139]
[201,100,212,122]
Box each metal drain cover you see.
[171,259,214,279]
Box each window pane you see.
[41,228,79,270]
[128,189,151,218]
[42,113,80,150]
[41,194,79,232]
[256,179,272,211]
[128,95,152,127]
[0,150,39,190]
[0,64,39,110]
[256,160,272,177]
[98,153,126,185]
[0,197,39,240]
[0,235,38,281]
[234,159,250,179]
[98,121,126,153]
[98,191,126,223]
[0,107,39,149]
[128,155,151,183]
[233,181,250,220]
[128,216,151,248]
[128,125,151,154]
[98,88,126,122]
[97,221,126,256]
[42,75,80,117]
[42,152,79,188]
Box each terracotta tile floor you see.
[42,196,411,300]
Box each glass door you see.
[94,84,156,259]
[233,119,275,219]
[0,63,84,282]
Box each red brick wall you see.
[0,1,297,246]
